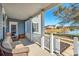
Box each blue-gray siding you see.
[6,18,25,35]
[18,22,25,34]
[31,14,42,44]
[25,20,31,40]
[0,4,3,40]
[0,14,3,40]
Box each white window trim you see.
[9,22,18,36]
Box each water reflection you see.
[65,29,79,35]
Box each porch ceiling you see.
[3,3,58,20]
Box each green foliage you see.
[53,4,79,25]
[54,5,65,16]
[70,28,75,31]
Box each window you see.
[32,23,39,32]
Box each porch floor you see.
[19,39,57,56]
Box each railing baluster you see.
[50,33,54,55]
[41,36,44,50]
[73,37,78,56]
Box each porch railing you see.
[44,35,50,50]
[31,32,79,56]
[40,33,60,55]
[41,33,79,56]
[31,33,41,45]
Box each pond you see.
[65,30,79,35]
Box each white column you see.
[73,37,78,56]
[30,18,32,42]
[41,36,44,50]
[41,10,45,50]
[50,33,54,55]
[41,10,44,36]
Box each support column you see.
[2,4,6,39]
[41,36,44,50]
[73,37,78,56]
[41,9,44,37]
[30,17,32,42]
[41,9,45,50]
[50,33,54,55]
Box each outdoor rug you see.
[60,42,70,54]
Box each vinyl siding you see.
[25,19,31,40]
[0,4,3,40]
[31,14,42,44]
[18,22,25,34]
[6,19,25,35]
[31,14,41,34]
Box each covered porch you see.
[0,3,79,56]
[14,39,55,56]
[0,3,59,56]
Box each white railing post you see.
[73,37,78,56]
[41,36,44,50]
[50,33,54,55]
[53,37,60,55]
[56,38,60,54]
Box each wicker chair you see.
[0,32,29,56]
[0,42,29,56]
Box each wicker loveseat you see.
[0,42,29,56]
[0,32,29,56]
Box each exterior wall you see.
[31,14,41,34]
[25,13,42,43]
[5,13,42,42]
[0,4,3,40]
[6,18,25,35]
[0,14,3,40]
[25,19,31,40]
[31,14,42,44]
[18,22,25,34]
[0,4,2,14]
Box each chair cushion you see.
[13,53,28,56]
[12,47,29,54]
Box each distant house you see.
[45,25,71,34]
[45,25,56,29]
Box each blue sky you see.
[44,3,71,26]
[44,5,60,26]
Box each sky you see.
[44,3,72,26]
[44,5,60,26]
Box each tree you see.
[53,3,79,26]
